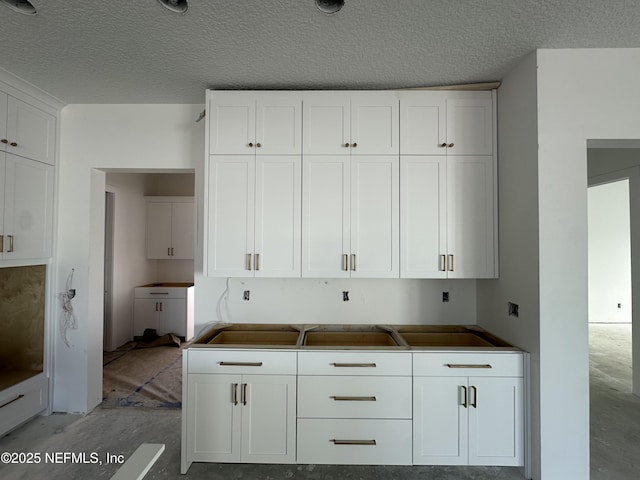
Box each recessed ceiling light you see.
[0,0,37,15]
[315,0,345,15]
[157,0,188,14]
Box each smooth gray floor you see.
[0,324,637,479]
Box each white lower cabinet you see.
[133,285,194,340]
[0,374,48,436]
[412,353,524,466]
[182,350,297,473]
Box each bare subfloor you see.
[0,324,637,479]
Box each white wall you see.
[105,173,157,350]
[477,51,541,478]
[55,104,204,413]
[533,48,640,480]
[588,180,631,323]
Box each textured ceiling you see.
[1,0,640,104]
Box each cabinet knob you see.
[440,143,447,148]
[256,142,262,148]
[448,143,454,148]
[344,143,350,148]
[0,139,8,144]
[248,142,254,147]
[352,142,358,147]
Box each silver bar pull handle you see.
[171,247,175,256]
[446,364,492,369]
[232,383,238,405]
[246,253,253,270]
[331,363,376,368]
[471,386,478,408]
[168,247,171,257]
[7,235,13,253]
[149,292,170,295]
[447,254,454,271]
[159,302,163,312]
[0,235,3,252]
[242,383,248,406]
[331,396,377,402]
[255,253,260,271]
[351,254,357,271]
[460,385,467,408]
[342,254,349,271]
[155,302,159,312]
[439,254,446,271]
[219,361,264,367]
[332,439,377,446]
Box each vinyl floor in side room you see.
[0,324,638,479]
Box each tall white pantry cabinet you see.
[205,89,497,280]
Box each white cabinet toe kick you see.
[181,347,525,474]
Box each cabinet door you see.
[303,94,350,155]
[302,155,350,277]
[468,377,524,466]
[350,93,399,155]
[171,202,194,259]
[3,154,53,260]
[186,374,242,463]
[400,156,447,278]
[6,97,56,165]
[241,375,296,463]
[209,94,255,154]
[446,156,495,278]
[157,299,186,337]
[254,156,301,277]
[350,155,399,278]
[399,92,446,155]
[146,202,172,258]
[445,96,493,156]
[0,92,7,153]
[255,95,302,155]
[133,299,159,337]
[413,376,468,465]
[0,153,5,254]
[207,155,255,277]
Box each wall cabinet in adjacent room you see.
[146,197,194,260]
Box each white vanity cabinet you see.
[181,350,297,473]
[412,352,524,466]
[296,351,412,465]
[146,197,194,260]
[133,285,194,340]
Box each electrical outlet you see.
[508,302,519,318]
[442,291,450,302]
[343,291,349,301]
[618,303,622,309]
[243,290,250,301]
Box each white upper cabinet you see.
[209,92,302,155]
[400,91,493,156]
[207,155,301,277]
[303,92,399,155]
[146,197,194,259]
[1,94,56,166]
[1,153,54,260]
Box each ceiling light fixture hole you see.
[0,0,37,15]
[157,0,188,14]
[316,0,345,15]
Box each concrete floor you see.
[0,324,637,479]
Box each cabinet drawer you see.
[298,351,411,376]
[297,418,412,465]
[298,376,411,419]
[0,376,48,436]
[413,352,523,377]
[187,349,297,375]
[135,287,188,299]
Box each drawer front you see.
[298,376,412,419]
[0,376,48,436]
[297,418,412,465]
[298,351,412,376]
[135,287,187,299]
[187,349,297,375]
[413,352,523,377]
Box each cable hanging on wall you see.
[59,268,78,347]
